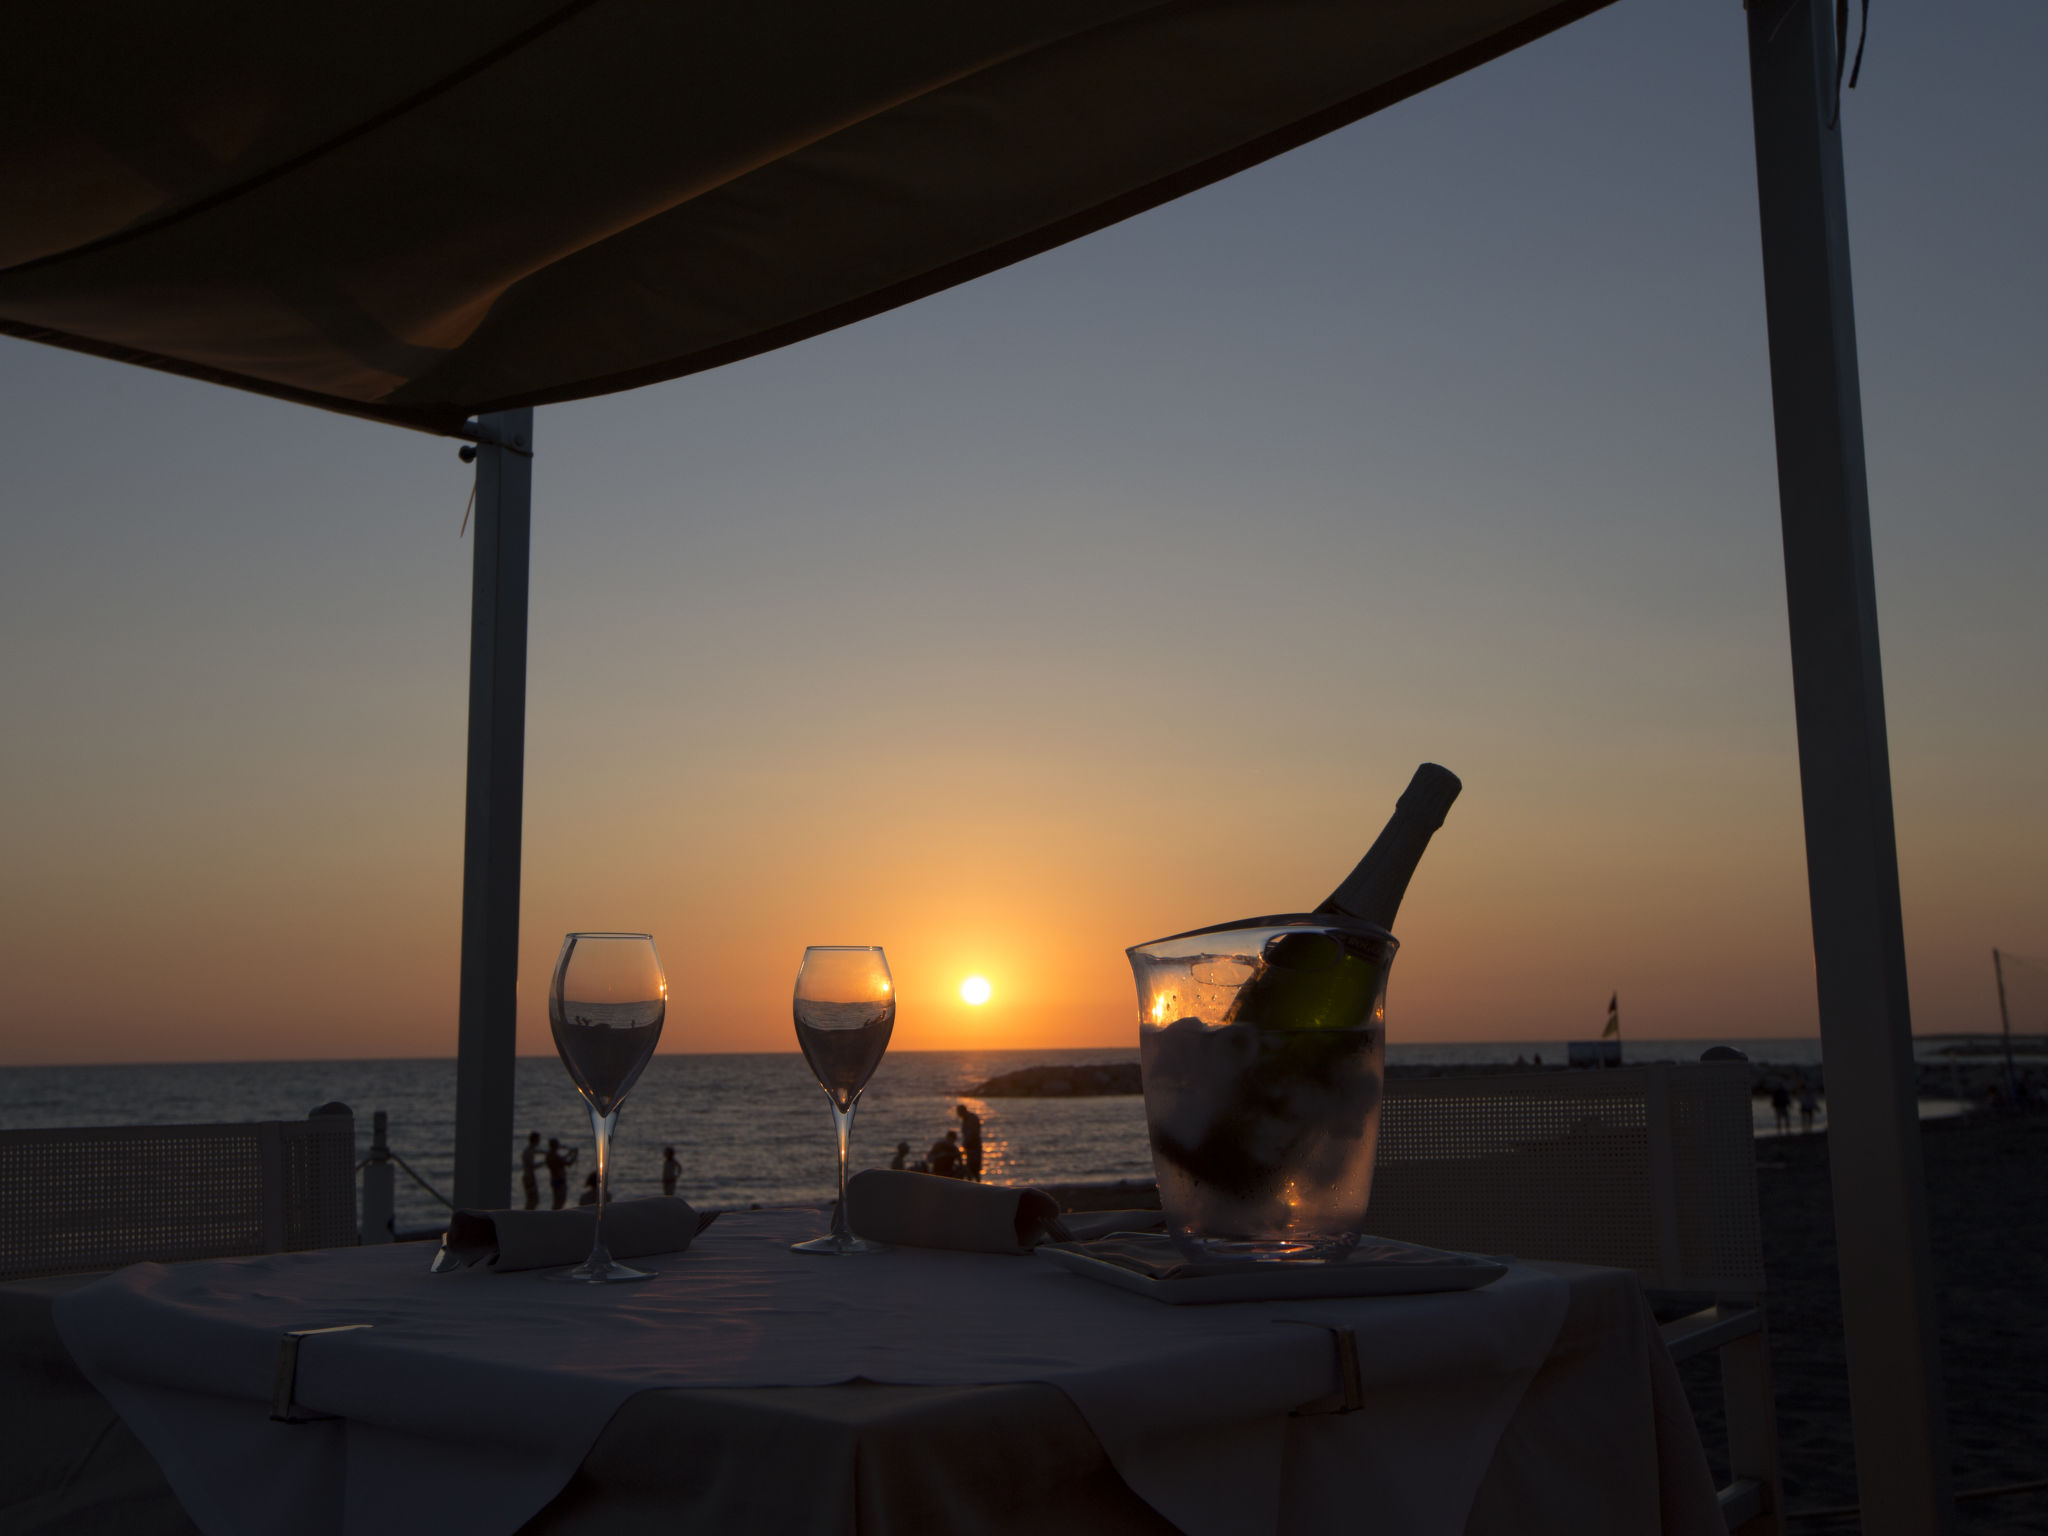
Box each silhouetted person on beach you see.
[520,1132,544,1211]
[928,1130,964,1178]
[546,1138,578,1209]
[578,1171,612,1206]
[1798,1086,1819,1135]
[661,1146,681,1197]
[1771,1084,1792,1135]
[890,1141,912,1171]
[955,1104,984,1181]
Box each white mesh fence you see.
[1368,1063,1763,1294]
[0,1111,357,1281]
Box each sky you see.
[2,1,2043,1065]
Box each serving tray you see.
[1037,1233,1506,1305]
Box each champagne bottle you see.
[1315,762,1463,929]
[1146,764,1463,1204]
[1225,763,1461,1030]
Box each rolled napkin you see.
[844,1169,1072,1254]
[432,1198,711,1273]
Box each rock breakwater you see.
[969,1062,1142,1097]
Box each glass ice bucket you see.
[1129,914,1396,1262]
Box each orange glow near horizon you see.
[3,745,2034,1066]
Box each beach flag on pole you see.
[1603,993,1620,1039]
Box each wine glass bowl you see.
[791,945,895,1254]
[549,932,667,1282]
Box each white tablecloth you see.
[55,1209,1578,1536]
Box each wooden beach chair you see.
[1370,1061,1781,1535]
[0,1104,358,1281]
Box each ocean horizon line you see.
[6,1031,2036,1074]
[12,1032,1995,1073]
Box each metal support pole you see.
[1992,949,2015,1103]
[1745,3,1952,1530]
[361,1109,395,1244]
[452,408,533,1210]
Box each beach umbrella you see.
[0,2,1948,1525]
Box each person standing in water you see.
[520,1132,544,1211]
[890,1141,912,1171]
[545,1137,578,1210]
[954,1104,984,1182]
[661,1146,681,1197]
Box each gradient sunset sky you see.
[2,2,2042,1065]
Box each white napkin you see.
[434,1198,707,1272]
[845,1170,1063,1253]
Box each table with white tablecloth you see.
[3,1209,1721,1536]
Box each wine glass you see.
[549,932,666,1282]
[790,945,895,1255]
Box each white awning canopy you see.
[1,0,1604,433]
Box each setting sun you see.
[959,976,992,1006]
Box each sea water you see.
[0,1038,1961,1231]
[0,1050,1153,1229]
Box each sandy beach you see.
[1686,1112,2048,1533]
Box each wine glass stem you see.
[588,1102,618,1267]
[830,1096,857,1243]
